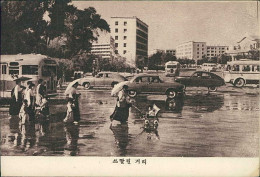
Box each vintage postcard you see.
[0,1,259,176]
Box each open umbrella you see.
[64,79,81,95]
[111,81,129,96]
[13,76,31,82]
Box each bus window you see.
[9,62,19,75]
[226,65,231,71]
[1,65,7,74]
[242,65,250,72]
[42,65,57,76]
[256,66,260,72]
[166,65,177,68]
[232,65,239,71]
[22,65,38,75]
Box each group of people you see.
[9,79,49,124]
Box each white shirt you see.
[25,88,34,106]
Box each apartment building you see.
[110,16,148,68]
[176,41,206,62]
[206,46,229,59]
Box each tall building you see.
[206,46,229,59]
[110,16,148,68]
[176,41,206,62]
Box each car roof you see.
[131,74,160,79]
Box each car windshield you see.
[166,65,177,68]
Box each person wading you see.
[24,82,35,121]
[110,85,131,124]
[9,80,25,117]
[67,82,81,124]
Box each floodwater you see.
[0,86,259,157]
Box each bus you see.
[0,54,58,98]
[165,61,180,77]
[223,59,260,87]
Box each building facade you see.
[165,49,176,56]
[110,16,148,68]
[176,41,206,62]
[206,46,229,59]
[90,37,116,61]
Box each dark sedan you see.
[175,71,225,91]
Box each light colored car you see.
[113,74,184,98]
[79,72,127,89]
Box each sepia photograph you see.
[0,0,259,176]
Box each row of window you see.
[115,28,127,33]
[136,49,147,56]
[136,29,148,39]
[91,48,110,50]
[115,43,127,47]
[115,21,127,26]
[137,43,147,50]
[207,47,228,50]
[91,51,111,54]
[115,36,127,40]
[136,36,148,45]
[227,65,260,72]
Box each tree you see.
[163,53,177,62]
[148,52,163,70]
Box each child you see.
[63,98,75,123]
[35,97,50,122]
[144,105,159,130]
[19,100,29,124]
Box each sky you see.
[72,1,258,53]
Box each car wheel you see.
[208,86,217,92]
[166,89,176,98]
[234,78,245,88]
[128,90,137,98]
[111,82,118,88]
[83,82,91,89]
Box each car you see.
[174,71,225,91]
[113,74,185,98]
[79,72,127,89]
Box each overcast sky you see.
[73,1,258,52]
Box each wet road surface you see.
[1,82,259,157]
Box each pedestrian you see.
[35,97,50,122]
[63,98,75,123]
[19,99,29,125]
[24,81,35,121]
[110,85,131,124]
[35,79,46,106]
[67,82,81,124]
[9,80,25,116]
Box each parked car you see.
[174,71,225,91]
[79,72,127,89]
[112,74,185,98]
[201,63,217,72]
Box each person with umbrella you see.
[9,80,26,117]
[110,85,131,124]
[65,82,81,124]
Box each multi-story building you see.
[206,46,229,59]
[90,37,116,61]
[110,16,148,68]
[165,49,176,56]
[176,41,206,63]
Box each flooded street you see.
[1,82,259,157]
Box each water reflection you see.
[184,94,224,113]
[110,124,129,156]
[64,124,79,156]
[165,97,184,113]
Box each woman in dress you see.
[110,85,131,124]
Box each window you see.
[197,56,199,58]
[124,43,127,47]
[197,52,199,54]
[115,36,118,40]
[1,65,7,74]
[123,50,126,54]
[115,43,118,47]
[115,21,118,25]
[115,28,118,33]
[197,44,199,47]
[42,65,57,77]
[135,76,149,83]
[232,65,239,71]
[124,21,127,26]
[150,76,160,83]
[115,50,118,54]
[22,65,38,75]
[242,65,251,72]
[124,29,127,32]
[9,62,19,75]
[124,36,127,40]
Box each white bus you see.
[165,61,180,77]
[223,59,260,87]
[0,54,58,97]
